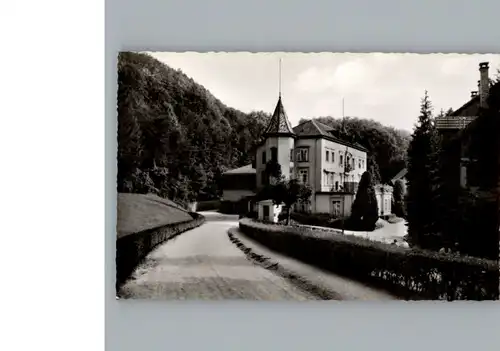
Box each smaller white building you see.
[257,200,283,223]
[375,184,393,217]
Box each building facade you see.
[254,95,369,218]
[435,61,496,190]
[220,165,256,214]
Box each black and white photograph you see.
[115,52,499,301]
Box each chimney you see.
[479,62,489,108]
[471,91,478,99]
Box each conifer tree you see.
[406,91,441,249]
[351,171,379,230]
[392,179,406,218]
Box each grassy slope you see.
[117,193,193,238]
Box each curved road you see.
[119,212,318,300]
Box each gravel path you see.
[119,212,318,300]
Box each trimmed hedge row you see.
[116,212,205,293]
[239,218,499,300]
[196,200,221,212]
[290,212,381,231]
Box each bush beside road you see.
[239,218,498,300]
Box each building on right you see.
[435,61,500,256]
[435,62,498,190]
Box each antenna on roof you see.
[342,97,347,134]
[279,58,282,98]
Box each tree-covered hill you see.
[117,52,270,206]
[299,117,411,183]
[118,51,412,207]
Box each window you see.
[332,200,341,217]
[290,149,294,161]
[324,171,330,186]
[296,148,309,162]
[299,168,308,184]
[335,181,339,191]
[263,205,270,218]
[339,155,343,167]
[271,147,278,162]
[358,159,362,169]
[326,150,329,162]
[332,151,335,162]
[329,173,334,186]
[262,151,266,164]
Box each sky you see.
[148,52,500,132]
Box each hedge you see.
[239,218,499,300]
[290,212,381,231]
[196,200,221,212]
[116,212,205,293]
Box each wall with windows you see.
[319,139,367,192]
[255,136,294,188]
[293,138,320,190]
[315,193,354,216]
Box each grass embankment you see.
[116,193,193,238]
[116,193,206,294]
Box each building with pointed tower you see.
[221,60,370,221]
[251,94,370,221]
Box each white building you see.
[254,95,369,219]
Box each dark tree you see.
[116,52,271,207]
[367,154,381,185]
[406,91,441,249]
[392,179,406,218]
[350,171,379,230]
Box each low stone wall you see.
[116,212,205,293]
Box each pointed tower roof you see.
[263,96,296,138]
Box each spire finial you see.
[279,58,282,98]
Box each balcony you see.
[329,181,358,194]
[435,116,476,130]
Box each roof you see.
[391,168,407,182]
[223,164,256,175]
[292,119,369,152]
[263,96,295,136]
[450,81,500,139]
[451,95,480,117]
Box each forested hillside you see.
[299,117,411,183]
[117,52,270,206]
[117,52,412,207]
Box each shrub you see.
[290,212,373,232]
[238,218,498,300]
[392,179,406,218]
[196,199,221,212]
[116,212,205,293]
[350,171,379,230]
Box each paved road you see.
[119,212,318,300]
